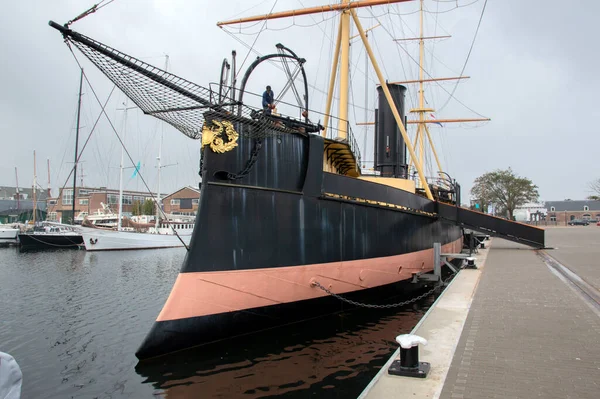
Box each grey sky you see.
[1,0,598,203]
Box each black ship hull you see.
[136,124,462,359]
[18,233,83,251]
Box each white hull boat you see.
[0,227,19,240]
[82,228,192,251]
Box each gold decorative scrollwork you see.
[201,120,239,153]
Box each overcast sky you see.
[1,0,598,203]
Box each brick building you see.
[545,200,600,225]
[162,186,200,216]
[47,186,155,223]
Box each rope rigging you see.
[65,49,191,249]
[66,0,117,27]
[437,0,488,113]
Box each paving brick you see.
[440,229,600,399]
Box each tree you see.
[589,178,600,200]
[471,168,539,219]
[131,200,142,216]
[142,199,155,215]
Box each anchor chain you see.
[224,138,263,180]
[311,271,459,309]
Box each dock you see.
[360,227,600,399]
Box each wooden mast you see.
[217,0,434,199]
[418,0,425,176]
[322,19,342,137]
[403,0,489,182]
[338,0,351,140]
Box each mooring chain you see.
[311,272,459,309]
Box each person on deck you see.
[262,85,274,115]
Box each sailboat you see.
[19,72,86,251]
[49,0,544,359]
[80,128,194,251]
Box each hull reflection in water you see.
[136,284,435,399]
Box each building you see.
[0,186,48,223]
[545,200,600,224]
[47,186,155,223]
[161,186,200,216]
[513,202,547,222]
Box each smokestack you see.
[374,84,408,178]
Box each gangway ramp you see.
[437,202,545,248]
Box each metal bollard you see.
[388,334,430,378]
[466,257,477,268]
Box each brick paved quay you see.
[361,227,600,399]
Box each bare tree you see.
[588,178,600,200]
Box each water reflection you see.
[137,299,431,398]
[1,246,435,398]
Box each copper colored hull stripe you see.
[156,238,462,322]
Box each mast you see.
[15,167,19,211]
[72,68,83,224]
[338,0,351,140]
[33,150,37,224]
[117,99,129,231]
[407,0,490,183]
[155,134,162,229]
[418,0,425,172]
[155,54,169,229]
[218,0,432,198]
[47,158,51,197]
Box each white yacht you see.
[0,223,19,240]
[81,217,194,251]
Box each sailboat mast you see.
[72,68,83,224]
[418,0,425,171]
[337,0,351,140]
[47,158,51,197]
[155,54,169,230]
[15,167,19,211]
[117,99,129,231]
[33,150,37,224]
[155,135,162,230]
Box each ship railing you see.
[347,125,362,169]
[324,120,362,169]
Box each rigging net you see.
[51,23,318,141]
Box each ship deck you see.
[360,226,600,399]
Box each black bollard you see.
[400,345,419,369]
[388,334,430,378]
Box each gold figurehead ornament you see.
[201,120,239,153]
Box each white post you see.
[155,134,162,230]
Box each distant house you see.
[0,186,48,223]
[545,200,600,224]
[162,186,200,216]
[514,202,547,222]
[47,186,155,223]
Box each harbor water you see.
[0,247,435,398]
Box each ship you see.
[49,0,544,360]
